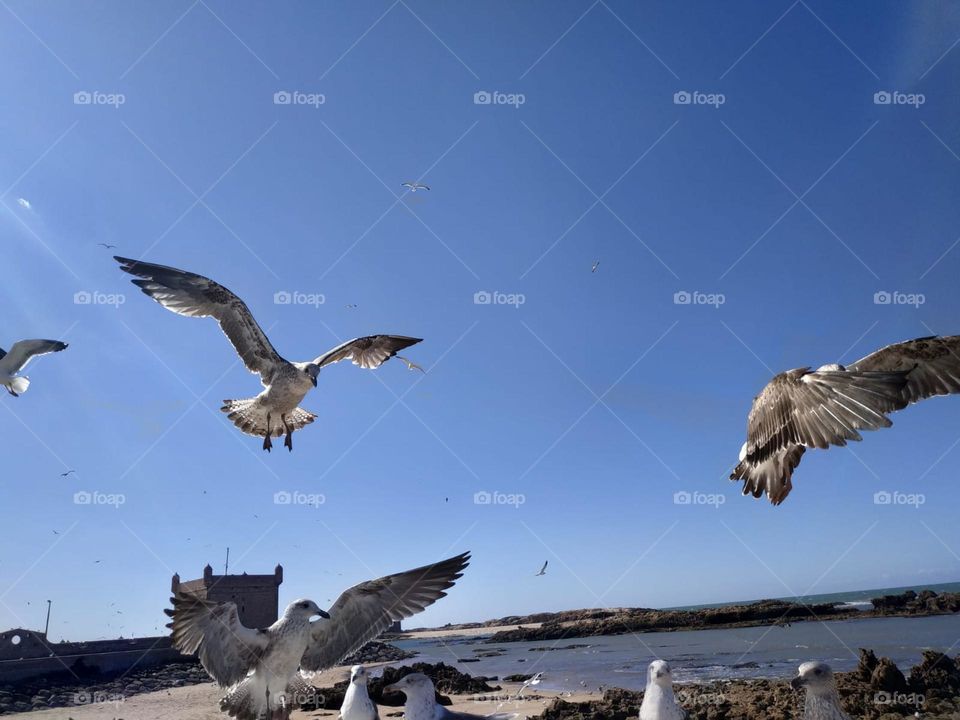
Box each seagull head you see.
[285,598,329,620]
[384,672,434,698]
[302,363,320,387]
[791,661,836,695]
[646,659,673,687]
[350,664,369,685]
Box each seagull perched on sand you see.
[401,182,430,193]
[385,673,516,720]
[731,335,960,504]
[535,561,548,576]
[639,660,687,720]
[166,552,469,720]
[115,257,422,451]
[0,340,68,397]
[791,662,850,720]
[341,665,379,720]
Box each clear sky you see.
[1,1,960,642]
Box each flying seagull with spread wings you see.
[0,339,68,397]
[166,551,469,720]
[731,335,960,505]
[401,181,430,192]
[115,257,422,451]
[535,561,548,576]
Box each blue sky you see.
[2,1,960,641]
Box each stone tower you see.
[171,564,283,629]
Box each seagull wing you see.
[849,335,960,404]
[312,335,422,370]
[537,561,548,575]
[300,551,469,671]
[115,257,285,384]
[732,367,910,504]
[0,340,68,374]
[164,592,270,686]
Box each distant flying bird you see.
[639,660,686,720]
[166,552,469,720]
[535,561,548,576]
[60,470,76,477]
[0,339,68,396]
[401,182,430,193]
[345,304,359,309]
[591,260,599,273]
[16,198,30,210]
[397,356,425,373]
[791,662,850,720]
[341,665,379,720]
[98,243,117,249]
[731,335,960,505]
[385,673,516,720]
[115,257,422,452]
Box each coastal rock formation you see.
[299,661,501,712]
[536,651,960,720]
[343,640,417,665]
[487,591,960,643]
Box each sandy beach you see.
[13,665,589,720]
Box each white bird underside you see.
[732,335,960,505]
[114,256,422,450]
[0,339,68,396]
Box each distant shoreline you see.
[399,587,960,643]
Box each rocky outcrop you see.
[536,650,959,720]
[487,591,960,643]
[0,661,209,715]
[342,640,417,665]
[299,661,501,711]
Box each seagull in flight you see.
[0,339,68,397]
[60,470,76,477]
[591,260,599,273]
[535,561,548,576]
[98,243,118,249]
[401,182,430,193]
[166,552,469,720]
[115,257,422,452]
[397,356,425,373]
[732,335,960,504]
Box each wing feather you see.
[312,335,422,370]
[0,340,67,374]
[850,335,960,404]
[300,552,469,672]
[164,592,270,686]
[115,257,284,383]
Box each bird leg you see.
[263,413,273,452]
[6,387,18,397]
[282,414,293,452]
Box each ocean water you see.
[395,614,960,693]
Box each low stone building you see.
[171,564,283,629]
